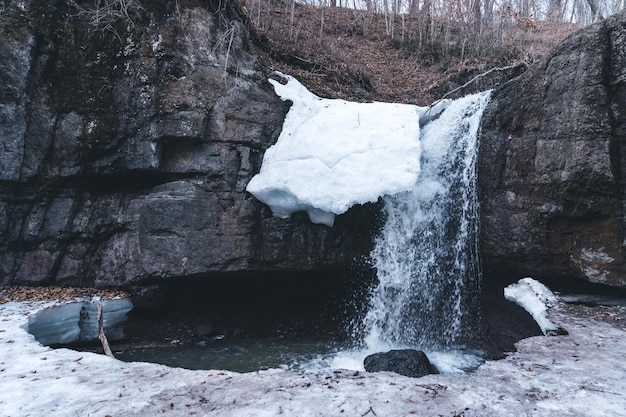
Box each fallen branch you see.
[362,406,377,416]
[98,303,115,359]
[438,62,528,102]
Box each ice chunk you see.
[504,277,567,336]
[78,298,134,342]
[27,303,83,345]
[418,99,452,126]
[27,298,133,345]
[246,72,425,226]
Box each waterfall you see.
[361,91,492,352]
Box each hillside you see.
[245,1,580,104]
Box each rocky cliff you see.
[479,11,626,288]
[0,0,376,288]
[3,0,626,291]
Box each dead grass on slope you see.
[246,2,579,104]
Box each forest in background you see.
[245,0,624,103]
[258,0,624,25]
[8,0,621,102]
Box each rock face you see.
[3,0,626,292]
[364,349,437,378]
[0,0,376,288]
[479,11,626,288]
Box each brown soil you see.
[248,2,580,104]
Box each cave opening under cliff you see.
[91,268,376,372]
[123,268,376,345]
[61,268,544,373]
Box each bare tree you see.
[319,0,326,43]
[549,0,563,20]
[290,0,295,39]
[519,0,531,18]
[585,0,604,20]
[471,0,482,33]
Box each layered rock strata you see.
[479,11,626,288]
[0,0,375,288]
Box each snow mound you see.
[2,299,626,416]
[246,72,442,226]
[504,277,567,336]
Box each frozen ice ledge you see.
[27,298,133,346]
[246,72,451,227]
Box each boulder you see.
[479,11,626,288]
[364,349,438,378]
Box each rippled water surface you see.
[115,338,484,374]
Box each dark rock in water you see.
[479,11,626,289]
[364,349,438,378]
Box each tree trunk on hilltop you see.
[483,0,494,23]
[472,0,482,33]
[520,0,531,18]
[421,0,432,38]
[585,0,603,20]
[549,0,563,20]
[319,0,326,43]
[289,0,295,39]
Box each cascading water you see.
[113,86,493,374]
[360,91,492,354]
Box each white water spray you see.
[246,77,493,372]
[361,91,491,353]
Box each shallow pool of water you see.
[115,338,345,373]
[114,337,484,374]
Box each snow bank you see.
[504,277,566,335]
[246,73,449,226]
[2,298,626,416]
[0,301,210,417]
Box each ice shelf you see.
[27,298,133,345]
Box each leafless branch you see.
[97,303,115,359]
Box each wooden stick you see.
[98,303,115,359]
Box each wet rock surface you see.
[479,11,626,288]
[364,349,438,378]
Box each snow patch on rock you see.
[504,277,566,336]
[246,72,450,226]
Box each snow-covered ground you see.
[2,285,625,417]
